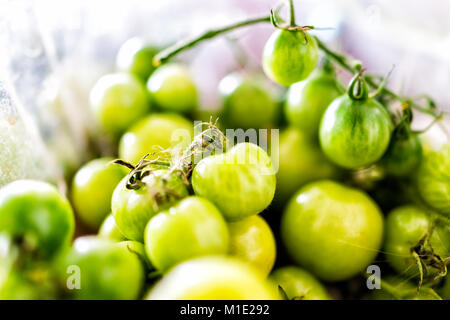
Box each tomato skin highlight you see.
[147,256,278,300]
[59,236,144,300]
[111,170,189,242]
[285,70,343,138]
[384,205,450,278]
[270,266,332,300]
[144,196,229,272]
[116,37,159,81]
[89,73,150,137]
[192,142,276,221]
[118,113,193,165]
[228,215,276,276]
[0,180,74,259]
[319,94,392,169]
[218,72,279,129]
[276,127,340,203]
[147,63,197,113]
[71,158,127,229]
[417,144,450,217]
[98,214,126,241]
[281,180,383,281]
[262,30,318,86]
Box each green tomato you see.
[98,214,126,241]
[281,180,383,281]
[417,144,450,216]
[0,269,57,300]
[228,215,276,276]
[0,180,74,259]
[384,205,450,278]
[117,240,152,270]
[90,73,150,137]
[380,131,422,177]
[71,158,127,229]
[147,63,197,113]
[116,37,159,81]
[218,72,279,129]
[60,236,144,300]
[144,196,229,272]
[270,266,331,300]
[262,29,318,86]
[276,127,340,203]
[119,113,193,165]
[319,92,392,169]
[192,142,276,221]
[147,256,278,299]
[285,70,343,138]
[111,169,189,242]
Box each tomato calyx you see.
[410,226,448,290]
[347,70,369,101]
[269,8,313,44]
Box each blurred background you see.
[1,0,450,189]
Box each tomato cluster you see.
[1,17,449,302]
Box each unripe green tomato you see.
[90,73,150,137]
[281,180,383,281]
[319,94,392,169]
[384,205,450,278]
[117,240,152,270]
[262,29,318,86]
[192,142,276,221]
[71,158,127,229]
[119,113,193,165]
[147,63,197,113]
[218,72,279,129]
[98,214,126,241]
[285,70,343,138]
[0,180,74,259]
[0,269,57,300]
[60,236,144,300]
[270,266,331,300]
[116,37,159,81]
[147,256,278,300]
[228,215,276,276]
[111,170,189,242]
[145,196,229,272]
[380,132,422,177]
[417,144,450,217]
[276,127,340,203]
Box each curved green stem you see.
[153,15,271,66]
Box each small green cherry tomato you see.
[380,130,422,177]
[147,256,278,300]
[116,37,159,81]
[417,144,450,217]
[228,215,276,276]
[262,29,318,86]
[117,240,152,270]
[111,170,189,242]
[285,70,343,138]
[270,266,332,300]
[119,113,193,165]
[89,73,150,137]
[218,72,279,129]
[144,196,229,272]
[276,127,340,203]
[98,214,126,241]
[60,236,144,300]
[147,63,197,113]
[281,180,384,281]
[384,205,450,278]
[71,158,127,229]
[192,142,276,221]
[0,180,74,259]
[319,75,392,169]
